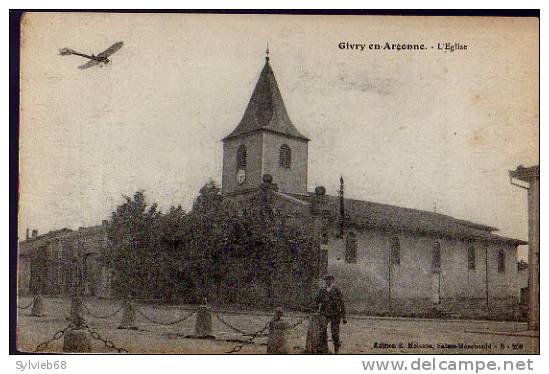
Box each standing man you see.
[316,275,347,353]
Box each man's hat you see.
[324,275,335,281]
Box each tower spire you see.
[222,48,309,142]
[265,42,270,61]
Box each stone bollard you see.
[194,302,214,339]
[30,295,44,317]
[68,295,84,323]
[63,327,92,353]
[118,299,138,330]
[266,308,290,354]
[305,312,328,354]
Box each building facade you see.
[18,222,112,298]
[510,165,539,328]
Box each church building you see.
[221,52,527,318]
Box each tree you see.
[182,182,316,308]
[106,181,316,309]
[108,191,162,298]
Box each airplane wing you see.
[78,59,100,69]
[97,41,124,58]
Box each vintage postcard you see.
[15,12,539,354]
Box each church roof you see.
[287,193,527,245]
[223,58,309,142]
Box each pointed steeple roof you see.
[223,57,309,142]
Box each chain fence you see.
[84,323,128,353]
[225,318,273,354]
[34,310,128,353]
[28,295,310,354]
[136,307,196,326]
[82,302,124,320]
[35,322,76,353]
[221,312,308,353]
[216,312,306,336]
[17,299,34,310]
[214,313,267,337]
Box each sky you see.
[19,13,538,258]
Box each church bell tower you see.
[222,51,309,196]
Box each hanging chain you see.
[35,322,76,353]
[17,299,34,310]
[214,313,264,337]
[85,325,128,353]
[82,302,124,319]
[225,318,273,354]
[136,308,196,326]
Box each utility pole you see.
[485,243,489,312]
[388,245,392,308]
[338,176,345,239]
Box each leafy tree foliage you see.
[107,181,316,308]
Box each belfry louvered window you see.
[237,145,247,169]
[279,144,291,168]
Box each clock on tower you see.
[236,169,246,184]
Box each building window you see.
[390,236,401,265]
[432,241,441,274]
[498,250,506,273]
[345,231,357,263]
[468,245,476,270]
[279,144,291,168]
[237,145,247,169]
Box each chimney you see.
[31,229,38,238]
[260,174,278,209]
[260,174,278,191]
[25,228,29,240]
[311,186,328,215]
[101,220,109,234]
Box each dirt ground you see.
[16,296,539,354]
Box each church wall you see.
[222,133,263,194]
[261,132,308,194]
[325,228,519,316]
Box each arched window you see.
[390,236,401,265]
[498,250,506,273]
[279,144,291,168]
[468,244,476,270]
[432,241,441,274]
[237,145,247,169]
[345,231,357,263]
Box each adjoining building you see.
[221,53,527,317]
[518,260,529,306]
[510,165,539,329]
[18,222,112,298]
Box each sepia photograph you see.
[13,11,539,355]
